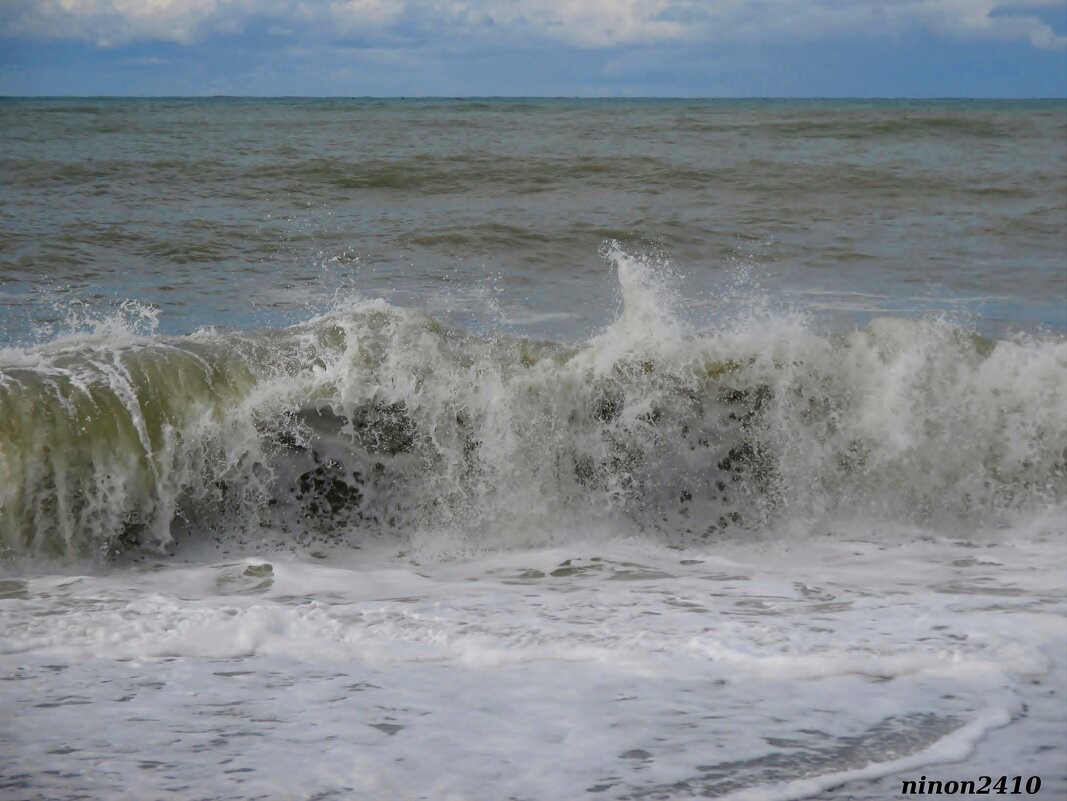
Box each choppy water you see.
[2,98,1065,341]
[1,99,1065,801]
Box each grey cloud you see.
[1,0,1063,49]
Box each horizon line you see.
[2,94,1066,101]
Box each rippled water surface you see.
[2,98,1065,340]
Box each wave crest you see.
[1,250,1064,558]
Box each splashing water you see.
[1,248,1063,559]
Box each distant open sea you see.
[1,98,1065,801]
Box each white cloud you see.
[640,1,1067,50]
[463,0,686,47]
[0,0,398,46]
[1,0,1064,50]
[883,0,1067,49]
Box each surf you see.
[1,248,1064,559]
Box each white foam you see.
[2,247,1065,556]
[2,528,1063,800]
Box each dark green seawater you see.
[2,98,1065,342]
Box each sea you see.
[0,98,1065,801]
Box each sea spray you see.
[1,249,1064,558]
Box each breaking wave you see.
[1,248,1065,558]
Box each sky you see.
[1,1,1065,97]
